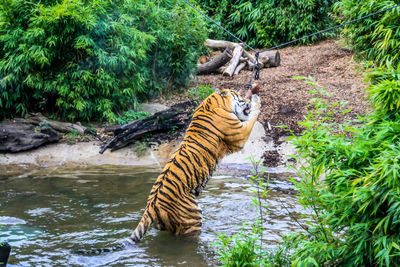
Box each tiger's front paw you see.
[251,94,261,111]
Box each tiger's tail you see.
[75,212,152,255]
[130,211,152,242]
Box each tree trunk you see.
[223,45,243,77]
[259,51,280,67]
[242,50,255,63]
[204,39,243,50]
[197,48,232,75]
[234,62,247,75]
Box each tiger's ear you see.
[215,88,229,96]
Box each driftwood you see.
[223,45,244,77]
[197,48,232,75]
[15,113,88,134]
[0,123,61,153]
[100,101,197,153]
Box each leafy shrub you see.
[333,0,400,66]
[115,110,150,125]
[214,222,264,267]
[0,0,207,121]
[188,84,214,102]
[198,0,335,48]
[368,65,400,118]
[285,74,400,266]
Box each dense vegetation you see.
[284,66,400,266]
[198,0,336,47]
[334,0,400,66]
[0,0,207,121]
[215,70,400,266]
[212,0,400,266]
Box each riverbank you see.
[1,121,297,180]
[1,39,369,178]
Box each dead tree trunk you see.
[99,101,197,153]
[197,48,232,75]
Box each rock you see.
[0,123,61,153]
[139,103,169,115]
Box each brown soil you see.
[193,39,370,166]
[124,39,370,166]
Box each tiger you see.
[76,88,260,254]
[127,88,261,242]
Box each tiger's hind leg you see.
[182,221,202,236]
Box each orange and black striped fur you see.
[76,89,260,254]
[127,88,261,244]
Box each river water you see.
[0,165,301,266]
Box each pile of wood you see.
[197,39,280,76]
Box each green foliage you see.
[214,222,264,267]
[0,0,207,121]
[115,110,150,125]
[198,0,335,48]
[187,84,214,101]
[334,0,400,66]
[368,65,400,118]
[284,75,400,266]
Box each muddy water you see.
[0,166,301,266]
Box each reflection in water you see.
[0,166,301,266]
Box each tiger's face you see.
[214,89,252,122]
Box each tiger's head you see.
[211,89,253,122]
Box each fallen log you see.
[204,39,243,50]
[0,123,61,153]
[243,50,255,63]
[223,45,243,77]
[234,62,247,75]
[247,60,264,70]
[100,101,197,153]
[259,51,280,67]
[197,48,232,75]
[15,113,88,134]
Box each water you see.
[0,165,301,266]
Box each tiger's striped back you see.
[130,88,261,241]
